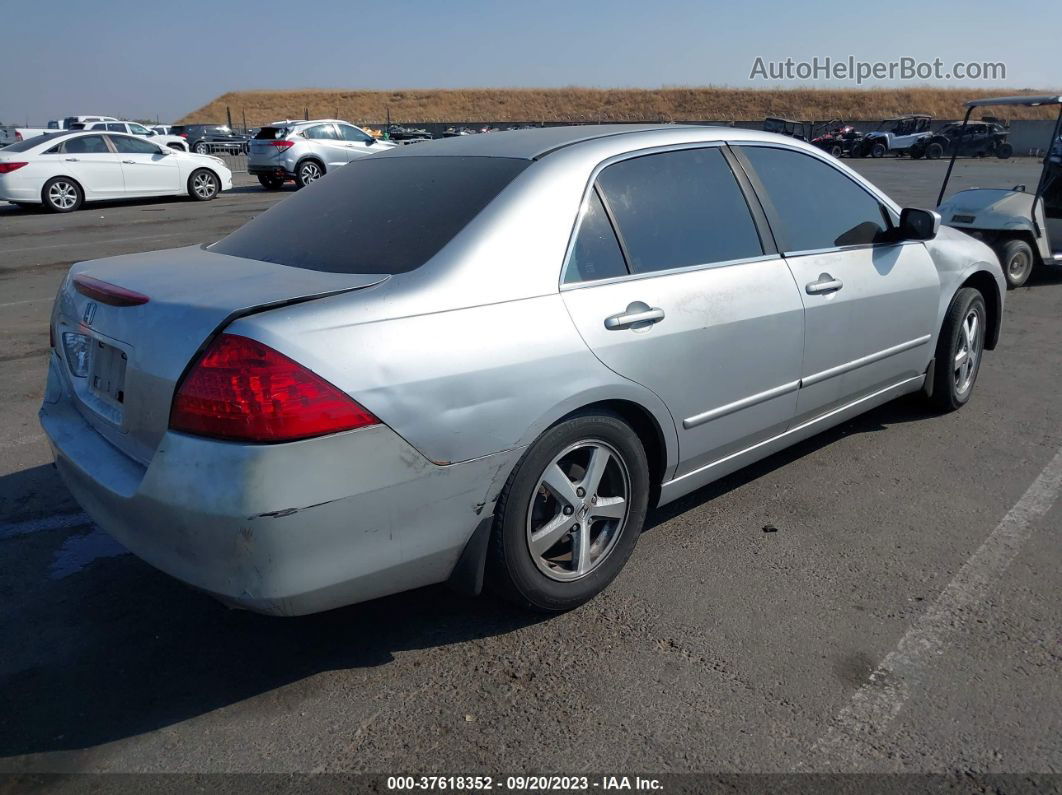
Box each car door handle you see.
[121,160,136,164]
[604,306,665,330]
[805,273,844,295]
[64,157,79,162]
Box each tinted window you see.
[212,156,530,274]
[740,146,890,252]
[337,124,372,143]
[110,135,160,154]
[564,189,628,284]
[3,133,65,152]
[62,135,110,154]
[106,123,125,132]
[303,124,338,140]
[254,126,284,140]
[596,147,763,273]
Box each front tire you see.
[487,412,650,612]
[870,142,887,158]
[295,159,324,188]
[996,143,1013,159]
[41,177,83,213]
[188,168,220,201]
[927,287,987,412]
[194,142,210,154]
[926,142,944,160]
[995,239,1034,289]
[829,144,843,158]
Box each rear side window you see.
[564,189,629,284]
[739,146,891,252]
[106,123,125,132]
[170,126,187,135]
[211,156,530,275]
[595,147,763,274]
[62,135,110,154]
[303,124,338,140]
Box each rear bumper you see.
[39,354,518,615]
[248,164,295,179]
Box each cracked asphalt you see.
[0,158,1059,776]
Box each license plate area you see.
[87,339,127,424]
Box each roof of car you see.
[375,123,722,160]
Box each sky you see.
[0,0,1055,125]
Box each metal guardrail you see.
[189,143,249,173]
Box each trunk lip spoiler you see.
[73,274,150,307]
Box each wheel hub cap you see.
[525,440,630,582]
[954,308,980,395]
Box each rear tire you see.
[194,142,210,154]
[188,168,220,201]
[41,176,83,213]
[927,288,987,412]
[486,412,650,612]
[996,143,1013,159]
[996,238,1034,289]
[294,159,324,188]
[829,144,843,158]
[257,175,284,190]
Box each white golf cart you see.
[937,95,1062,289]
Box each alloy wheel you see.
[48,181,78,210]
[300,162,321,184]
[192,172,217,199]
[953,308,981,395]
[525,439,630,582]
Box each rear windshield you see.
[254,126,285,139]
[211,156,530,275]
[170,126,187,134]
[3,132,66,152]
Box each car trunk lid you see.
[52,244,388,464]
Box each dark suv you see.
[169,124,250,155]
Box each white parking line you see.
[0,512,93,540]
[808,446,1062,770]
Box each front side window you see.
[337,124,373,143]
[595,147,763,274]
[303,124,338,140]
[110,135,160,154]
[564,189,629,284]
[739,146,891,252]
[130,123,151,135]
[62,135,110,154]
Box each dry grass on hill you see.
[179,87,1061,126]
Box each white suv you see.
[74,120,189,152]
[248,119,395,189]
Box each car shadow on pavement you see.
[0,469,544,756]
[646,392,939,531]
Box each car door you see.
[109,134,179,195]
[58,134,125,197]
[561,146,805,477]
[336,123,379,162]
[300,123,346,168]
[733,144,940,425]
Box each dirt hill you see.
[179,87,1060,126]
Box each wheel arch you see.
[41,175,84,204]
[959,269,1003,350]
[296,155,325,173]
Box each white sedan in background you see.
[0,131,232,212]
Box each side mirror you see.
[899,208,940,241]
[364,138,375,146]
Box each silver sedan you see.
[40,124,1005,615]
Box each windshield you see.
[211,155,530,275]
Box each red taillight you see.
[0,162,28,174]
[178,132,188,138]
[73,274,149,306]
[15,132,23,142]
[169,334,379,443]
[269,140,295,149]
